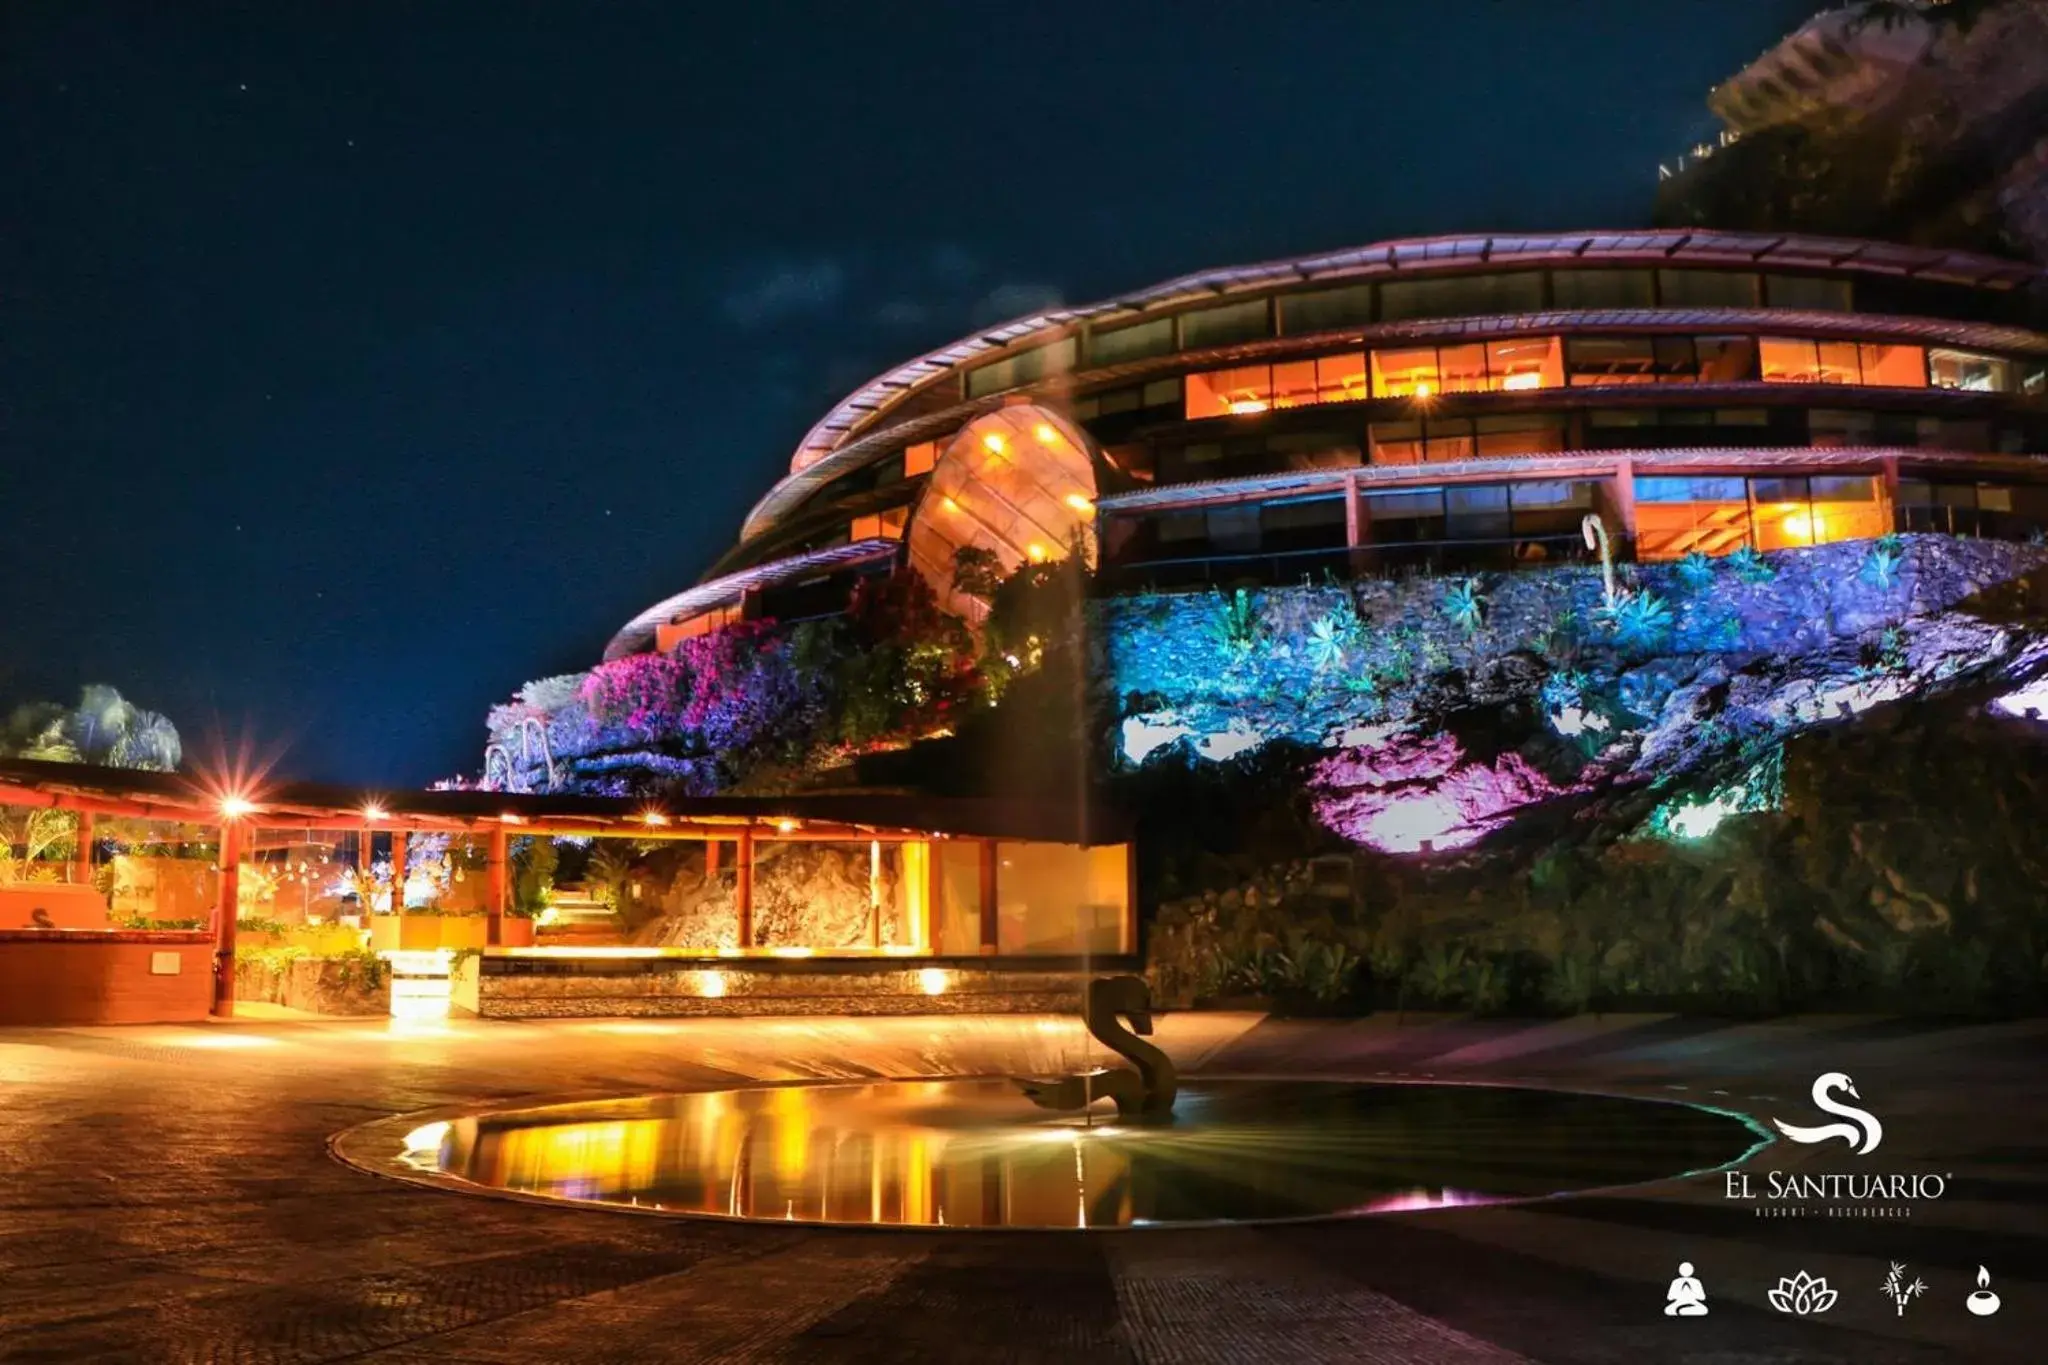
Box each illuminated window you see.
[1437,344,1489,395]
[1486,336,1563,390]
[995,843,1129,955]
[1928,348,2013,392]
[1760,337,1820,382]
[1808,474,1888,543]
[1750,476,1815,551]
[1269,360,1318,409]
[1858,343,1926,388]
[1474,414,1565,456]
[903,442,938,477]
[1813,340,1862,384]
[850,507,908,541]
[1372,347,1441,398]
[1314,353,1369,403]
[1184,365,1274,418]
[1635,476,1753,560]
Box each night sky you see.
[2,1,1819,786]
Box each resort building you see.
[608,229,2048,659]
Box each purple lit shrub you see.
[1311,732,1582,853]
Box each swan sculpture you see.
[1016,974,1178,1122]
[1772,1071,1883,1154]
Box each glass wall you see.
[995,842,1129,955]
[1635,474,1889,559]
[1928,348,2015,392]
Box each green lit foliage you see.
[1210,588,1263,660]
[1441,577,1486,635]
[837,568,980,747]
[510,836,558,918]
[1727,546,1775,584]
[1675,551,1716,591]
[585,842,633,911]
[1862,533,1906,590]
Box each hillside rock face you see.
[635,841,905,951]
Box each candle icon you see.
[1967,1266,2001,1317]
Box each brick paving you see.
[0,1012,2040,1363]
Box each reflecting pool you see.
[377,1079,1766,1229]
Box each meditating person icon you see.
[1665,1263,1709,1317]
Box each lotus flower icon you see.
[1769,1270,1838,1316]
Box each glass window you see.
[931,841,982,956]
[995,842,1129,954]
[849,507,908,541]
[1760,337,1821,382]
[903,442,938,477]
[1658,269,1761,308]
[1928,348,2013,392]
[1369,421,1423,465]
[965,338,1075,398]
[1093,386,1142,416]
[1380,272,1544,322]
[1267,430,1362,470]
[1552,269,1654,309]
[1695,335,1760,382]
[1637,476,1747,503]
[1141,377,1183,409]
[1364,488,1446,540]
[1566,337,1660,384]
[1437,343,1489,394]
[1282,282,1375,334]
[1511,480,1595,539]
[1270,360,1319,409]
[1180,298,1270,350]
[1315,353,1370,403]
[2024,363,2046,397]
[1372,346,1442,397]
[1474,413,1566,456]
[1814,340,1862,384]
[1261,496,1347,550]
[1184,365,1273,418]
[1765,275,1854,310]
[1486,336,1563,390]
[1810,408,1875,448]
[1089,316,1175,366]
[1635,478,1753,559]
[1445,484,1511,539]
[1652,335,1699,381]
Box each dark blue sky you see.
[1,0,1816,785]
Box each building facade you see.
[607,229,2048,660]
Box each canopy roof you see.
[0,758,1131,846]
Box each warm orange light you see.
[1783,511,1820,541]
[1225,398,1269,415]
[499,812,524,825]
[1064,493,1095,517]
[918,967,949,996]
[1500,372,1543,391]
[775,818,799,833]
[360,803,387,822]
[641,810,669,827]
[940,495,961,513]
[982,432,1006,454]
[697,970,729,999]
[1033,422,1059,445]
[1027,543,1048,563]
[218,795,255,819]
[1412,381,1435,399]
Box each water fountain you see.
[332,974,1770,1229]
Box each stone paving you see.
[1,1011,2041,1363]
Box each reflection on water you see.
[413,1080,1762,1229]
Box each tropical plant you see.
[1726,545,1775,583]
[585,842,634,910]
[1861,533,1905,590]
[1210,588,1263,659]
[1675,551,1716,591]
[1441,577,1486,634]
[511,836,558,917]
[949,545,1005,603]
[1,685,181,771]
[1596,591,1675,650]
[1306,615,1350,674]
[1414,941,1469,1007]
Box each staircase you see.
[538,883,620,945]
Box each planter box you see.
[499,918,535,948]
[0,929,213,1024]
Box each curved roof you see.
[603,538,898,661]
[779,228,2040,484]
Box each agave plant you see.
[1414,941,1469,1006]
[1727,545,1775,583]
[1306,614,1350,673]
[1675,550,1715,591]
[1861,534,1905,590]
[1441,577,1486,634]
[1595,590,1674,650]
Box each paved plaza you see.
[1,1010,2041,1363]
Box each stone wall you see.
[472,961,1090,1018]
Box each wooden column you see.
[1879,453,1902,530]
[977,839,998,956]
[705,838,721,875]
[735,827,755,949]
[212,817,245,1018]
[1611,456,1639,546]
[487,825,508,946]
[72,810,94,887]
[389,831,408,915]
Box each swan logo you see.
[1773,1072,1883,1155]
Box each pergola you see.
[0,758,1128,1017]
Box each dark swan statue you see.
[1015,974,1178,1121]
